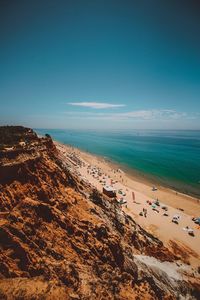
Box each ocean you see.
[36,129,200,197]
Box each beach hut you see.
[103,186,116,198]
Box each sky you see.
[0,0,200,130]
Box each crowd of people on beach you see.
[82,161,198,238]
[57,144,200,242]
[85,161,200,239]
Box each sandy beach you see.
[56,141,200,267]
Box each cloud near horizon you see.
[112,109,188,120]
[68,102,126,109]
[64,109,190,121]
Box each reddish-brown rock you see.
[0,126,199,299]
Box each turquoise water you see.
[36,129,200,197]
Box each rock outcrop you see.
[0,126,199,299]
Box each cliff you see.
[0,126,199,299]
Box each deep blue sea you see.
[36,129,200,197]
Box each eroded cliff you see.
[0,126,199,299]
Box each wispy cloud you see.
[64,109,191,121]
[111,109,187,120]
[68,102,126,109]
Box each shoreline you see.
[55,140,200,215]
[53,136,200,199]
[35,126,200,198]
[98,155,200,200]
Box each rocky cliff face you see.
[0,126,199,300]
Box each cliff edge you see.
[0,126,199,299]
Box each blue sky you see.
[0,0,200,129]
